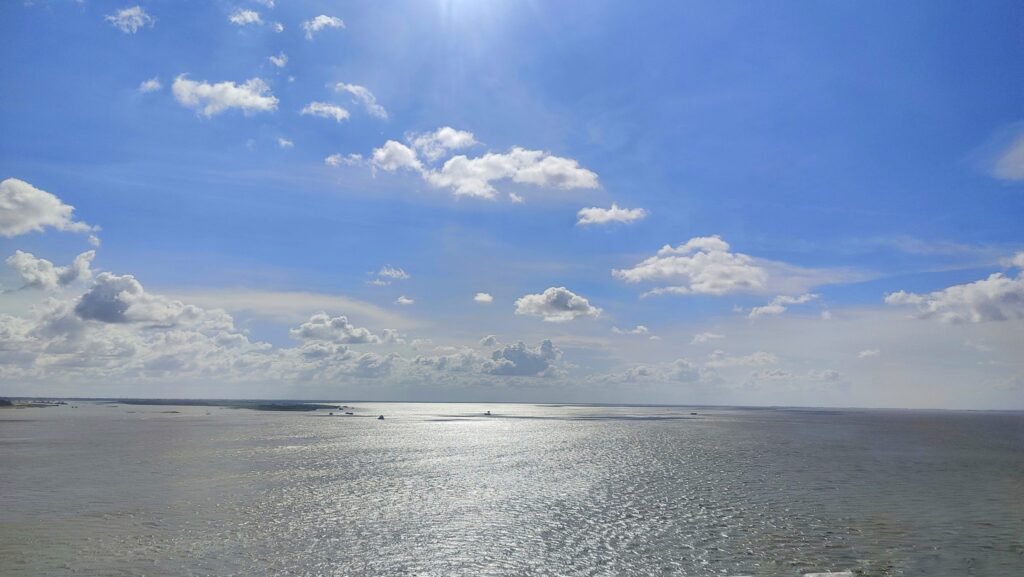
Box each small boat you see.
[377,415,385,420]
[345,411,353,415]
[484,410,492,416]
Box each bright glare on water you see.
[1,403,1022,576]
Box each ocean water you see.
[1,402,1021,577]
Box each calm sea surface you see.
[1,402,1021,576]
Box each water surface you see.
[1,402,1021,576]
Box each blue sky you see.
[1,1,1022,408]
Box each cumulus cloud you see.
[302,15,344,39]
[514,287,601,322]
[325,153,365,167]
[105,6,154,34]
[479,335,498,347]
[858,349,880,359]
[706,349,778,368]
[137,77,161,93]
[300,102,350,123]
[277,137,294,149]
[369,134,598,200]
[691,332,725,344]
[172,75,278,117]
[424,148,599,199]
[395,296,414,306]
[508,192,525,204]
[612,325,649,336]
[335,83,387,119]
[613,236,767,296]
[473,292,494,303]
[576,203,648,226]
[268,53,288,68]
[6,250,95,291]
[228,9,262,26]
[0,178,96,238]
[378,265,409,280]
[289,313,379,344]
[273,22,284,33]
[483,340,561,377]
[885,263,1024,323]
[75,272,233,329]
[409,127,478,161]
[372,140,422,172]
[748,293,819,319]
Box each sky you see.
[1,1,1022,408]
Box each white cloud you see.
[614,236,767,296]
[409,127,478,161]
[277,137,294,149]
[991,132,1024,181]
[172,75,278,117]
[706,349,778,368]
[273,22,284,33]
[378,265,409,280]
[857,348,880,359]
[473,292,494,303]
[748,293,819,319]
[302,15,344,40]
[75,272,233,329]
[576,203,648,226]
[105,6,154,34]
[508,192,525,204]
[612,325,649,335]
[885,263,1024,323]
[483,340,561,377]
[514,287,602,322]
[691,332,725,344]
[268,53,288,68]
[479,335,498,347]
[0,178,97,238]
[325,153,364,167]
[137,77,161,94]
[424,147,599,199]
[372,140,422,172]
[597,358,710,385]
[289,313,379,344]
[300,102,350,123]
[335,83,387,119]
[254,0,275,7]
[6,250,95,291]
[395,296,414,306]
[166,289,413,329]
[228,9,262,26]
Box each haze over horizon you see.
[2,1,1022,409]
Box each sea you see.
[1,402,1021,576]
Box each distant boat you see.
[690,412,698,415]
[345,411,353,415]
[377,415,384,420]
[484,410,492,416]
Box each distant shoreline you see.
[0,396,1020,414]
